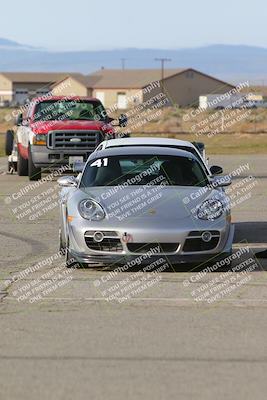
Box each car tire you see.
[28,146,41,181]
[65,238,79,268]
[59,230,65,252]
[17,150,28,176]
[5,130,14,156]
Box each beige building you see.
[94,69,236,108]
[0,68,235,108]
[50,75,99,98]
[52,68,235,109]
[143,69,235,107]
[0,72,85,105]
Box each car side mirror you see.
[57,176,78,187]
[191,141,205,155]
[105,116,114,123]
[211,175,232,187]
[16,113,23,126]
[118,114,128,127]
[210,165,223,175]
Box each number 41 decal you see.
[90,158,108,167]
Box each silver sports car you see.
[58,146,234,267]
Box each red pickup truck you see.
[5,96,127,180]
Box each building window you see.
[15,90,28,94]
[36,89,50,95]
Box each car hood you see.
[30,119,109,134]
[70,185,223,221]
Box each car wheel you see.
[28,146,41,181]
[59,230,65,252]
[65,239,79,268]
[17,150,28,176]
[5,130,14,156]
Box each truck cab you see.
[11,96,127,180]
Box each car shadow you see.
[234,221,267,245]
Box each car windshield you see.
[33,100,106,121]
[80,155,209,188]
[109,144,206,169]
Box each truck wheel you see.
[8,160,17,174]
[17,150,28,176]
[28,146,41,181]
[5,130,14,156]
[8,161,12,173]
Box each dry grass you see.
[1,106,267,156]
[135,107,267,135]
[0,132,5,156]
[134,132,267,154]
[0,108,14,133]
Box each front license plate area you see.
[68,156,84,165]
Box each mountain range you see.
[0,39,266,85]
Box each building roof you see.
[51,74,101,89]
[0,72,85,83]
[1,69,235,91]
[89,69,187,89]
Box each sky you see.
[0,0,266,51]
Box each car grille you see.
[84,231,123,252]
[183,231,220,252]
[127,243,179,254]
[47,130,102,150]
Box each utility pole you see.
[155,57,172,82]
[121,58,127,70]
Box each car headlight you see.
[32,134,47,146]
[197,199,224,220]
[78,199,106,221]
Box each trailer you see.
[199,94,247,110]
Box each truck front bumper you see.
[31,146,92,168]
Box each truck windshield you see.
[80,155,209,188]
[33,100,106,121]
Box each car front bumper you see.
[67,217,235,266]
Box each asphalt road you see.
[0,154,267,400]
